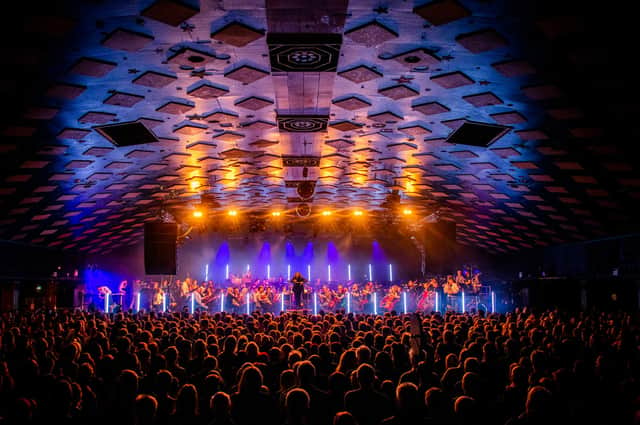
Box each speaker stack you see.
[420,220,457,274]
[144,222,178,275]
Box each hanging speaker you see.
[144,222,178,275]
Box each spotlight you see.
[321,210,332,216]
[353,210,363,216]
[228,209,237,217]
[271,211,281,217]
[402,208,412,215]
[193,210,203,218]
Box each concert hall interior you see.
[1,0,640,424]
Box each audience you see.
[0,308,638,425]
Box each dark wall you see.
[0,240,83,279]
[0,240,84,311]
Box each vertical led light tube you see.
[403,291,407,314]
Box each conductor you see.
[290,271,306,308]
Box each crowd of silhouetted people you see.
[0,307,638,425]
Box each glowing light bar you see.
[190,292,195,314]
[348,264,352,281]
[205,264,209,281]
[247,264,250,272]
[162,293,167,313]
[328,264,331,282]
[246,292,250,315]
[267,264,271,280]
[373,292,378,315]
[281,290,285,312]
[307,264,311,281]
[389,264,393,282]
[347,292,351,313]
[491,291,496,313]
[403,291,407,314]
[287,264,291,280]
[225,264,229,280]
[220,293,225,313]
[313,292,317,315]
[435,292,439,313]
[461,291,465,313]
[368,264,372,282]
[104,293,109,314]
[136,292,141,313]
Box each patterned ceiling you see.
[1,0,639,255]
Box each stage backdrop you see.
[173,230,422,283]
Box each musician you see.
[443,275,460,312]
[190,286,208,312]
[417,278,437,312]
[319,285,333,311]
[350,283,361,311]
[334,284,347,310]
[381,285,401,312]
[152,281,163,312]
[254,285,273,312]
[290,272,306,308]
[471,272,482,294]
[228,287,241,313]
[360,282,373,312]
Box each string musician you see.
[333,284,346,310]
[417,278,438,311]
[381,285,401,312]
[359,282,373,312]
[319,285,333,311]
[227,287,241,313]
[253,285,273,312]
[443,275,460,311]
[349,283,361,311]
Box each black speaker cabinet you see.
[144,222,178,275]
[421,220,457,274]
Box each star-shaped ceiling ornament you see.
[190,68,212,78]
[180,22,196,33]
[392,76,414,84]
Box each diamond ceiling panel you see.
[0,0,637,254]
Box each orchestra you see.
[87,268,486,314]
